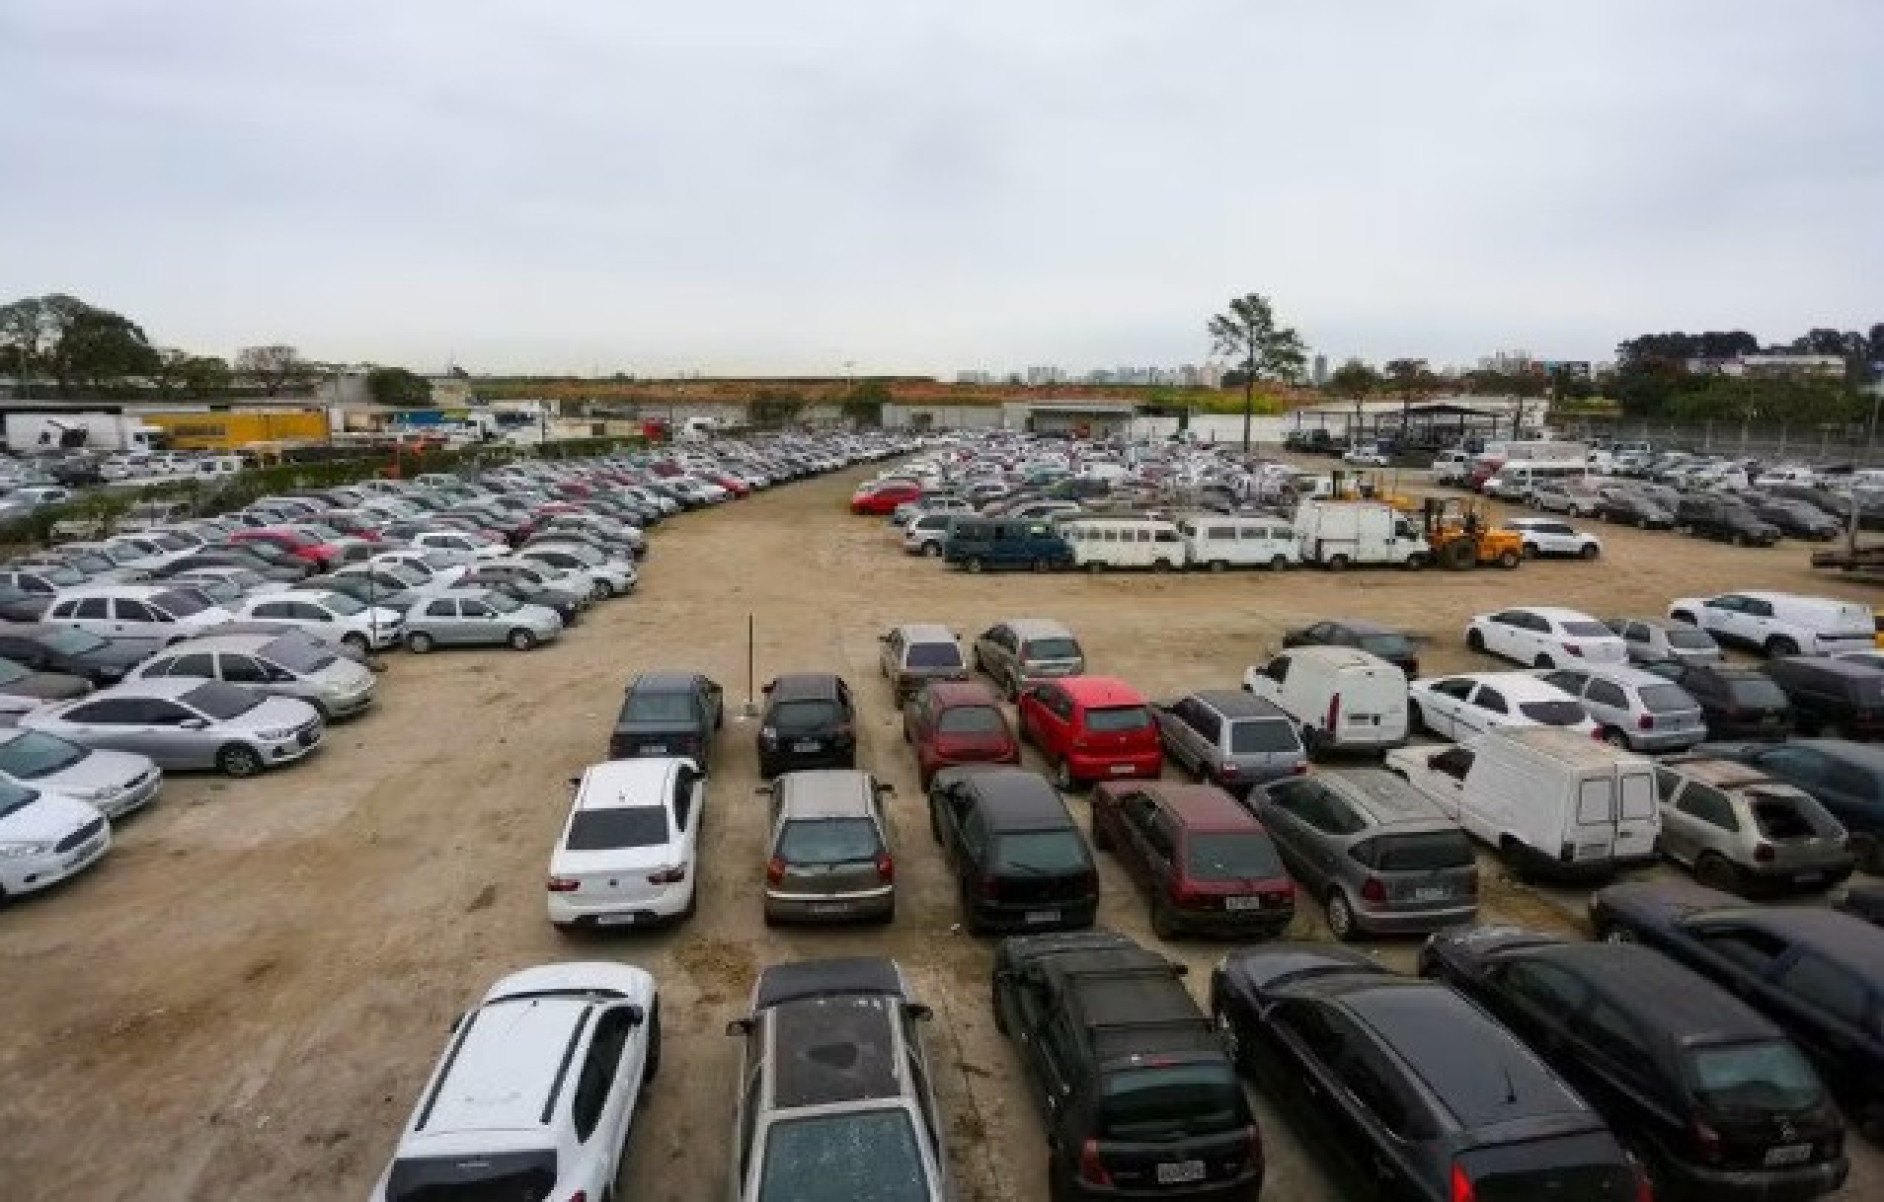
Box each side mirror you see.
[725,1018,753,1037]
[180,717,209,730]
[1172,963,1190,978]
[621,1003,646,1027]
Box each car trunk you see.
[551,806,677,910]
[1749,792,1850,879]
[1686,1040,1842,1173]
[609,719,703,760]
[1090,1062,1257,1194]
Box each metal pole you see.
[743,612,757,717]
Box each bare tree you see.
[235,344,317,396]
[1208,293,1307,454]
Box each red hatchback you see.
[1090,781,1296,939]
[902,680,1020,787]
[230,527,340,569]
[1017,675,1163,790]
[850,481,922,515]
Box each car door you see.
[1769,950,1875,1079]
[1262,778,1339,891]
[419,597,457,642]
[1702,596,1748,644]
[1111,791,1158,885]
[1420,678,1475,739]
[108,597,157,638]
[1485,612,1528,661]
[1461,684,1508,737]
[1161,698,1204,771]
[566,1005,642,1189]
[1488,957,1590,1056]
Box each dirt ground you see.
[0,461,1877,1202]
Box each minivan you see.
[1242,645,1408,758]
[941,517,1073,573]
[1056,515,1185,572]
[1175,514,1299,571]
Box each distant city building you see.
[955,370,996,385]
[1688,354,1848,379]
[1312,354,1329,386]
[1478,349,1538,375]
[1540,360,1593,380]
[1025,365,1065,386]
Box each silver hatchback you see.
[128,632,377,720]
[402,588,562,652]
[1655,758,1854,895]
[1540,664,1707,753]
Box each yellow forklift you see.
[1421,497,1523,569]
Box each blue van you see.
[942,517,1074,573]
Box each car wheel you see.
[920,541,941,557]
[1325,890,1359,942]
[1408,702,1428,735]
[1600,923,1636,944]
[341,632,369,654]
[217,743,264,778]
[1085,560,1104,574]
[1694,852,1744,895]
[1207,559,1228,573]
[1271,555,1289,571]
[1521,542,1539,560]
[991,982,1007,1034]
[1636,515,1650,529]
[1600,727,1630,749]
[1765,636,1799,658]
[406,631,435,654]
[1579,543,1600,560]
[591,581,609,601]
[965,557,984,574]
[1151,896,1180,941]
[1052,757,1075,791]
[1846,833,1879,874]
[1534,654,1554,669]
[508,628,537,651]
[1152,558,1173,573]
[1497,549,1520,569]
[1467,629,1486,653]
[1326,553,1350,571]
[929,804,942,843]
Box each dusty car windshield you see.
[777,817,881,863]
[905,642,963,669]
[772,699,842,730]
[1229,719,1299,753]
[625,691,697,723]
[759,1109,928,1202]
[1688,1040,1823,1113]
[1085,705,1151,733]
[993,830,1087,875]
[937,705,1005,735]
[0,731,87,778]
[1023,637,1080,661]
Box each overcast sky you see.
[4,1,1880,376]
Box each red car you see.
[902,680,1020,787]
[1089,781,1295,939]
[230,527,340,569]
[1017,675,1163,789]
[708,473,751,498]
[850,481,923,515]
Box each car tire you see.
[1207,559,1228,573]
[920,541,941,557]
[1694,852,1744,895]
[1521,542,1539,560]
[342,632,369,654]
[991,983,1007,1034]
[1085,560,1104,574]
[1151,896,1181,941]
[1325,889,1359,942]
[1765,636,1799,658]
[1846,833,1879,874]
[1636,515,1650,529]
[1600,727,1630,749]
[1408,702,1427,735]
[217,743,264,778]
[644,1002,662,1082]
[929,804,942,843]
[1326,553,1350,571]
[965,557,984,574]
[1497,549,1520,569]
[591,582,609,601]
[1534,654,1554,669]
[1052,757,1075,792]
[1152,558,1173,573]
[1467,629,1486,653]
[406,631,435,654]
[1271,555,1289,571]
[1579,543,1600,560]
[508,628,537,651]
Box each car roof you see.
[1040,943,1215,1064]
[1718,908,1884,987]
[1003,617,1074,639]
[92,676,210,700]
[767,673,844,701]
[1769,657,1884,681]
[1791,738,1884,769]
[1491,727,1645,768]
[1527,943,1779,1044]
[1141,783,1263,833]
[577,758,679,810]
[628,670,701,693]
[1574,663,1683,689]
[1059,676,1145,706]
[1320,618,1400,635]
[150,633,299,657]
[1433,672,1576,700]
[1320,769,1451,828]
[890,622,957,644]
[1186,689,1289,720]
[778,769,876,818]
[1283,645,1391,670]
[417,995,591,1134]
[959,768,1072,831]
[769,993,903,1110]
[1507,606,1603,623]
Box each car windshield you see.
[905,642,963,669]
[0,776,39,819]
[776,817,881,864]
[1370,830,1476,871]
[625,690,697,722]
[1727,678,1790,708]
[566,805,668,850]
[317,592,365,615]
[1229,719,1299,754]
[180,682,263,720]
[1357,633,1413,659]
[1639,684,1694,713]
[64,552,112,572]
[261,637,335,674]
[993,830,1087,875]
[1562,621,1612,638]
[1519,700,1588,725]
[937,705,1005,736]
[1186,832,1285,881]
[0,730,87,778]
[41,628,106,655]
[1688,1040,1824,1114]
[1668,627,1716,650]
[1023,637,1080,661]
[553,543,603,565]
[1100,1062,1246,1139]
[758,1109,929,1202]
[33,564,86,586]
[151,589,208,617]
[771,698,842,731]
[420,550,458,569]
[0,659,29,685]
[1085,705,1151,733]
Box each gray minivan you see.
[972,618,1085,699]
[1252,769,1479,941]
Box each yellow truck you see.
[140,409,328,451]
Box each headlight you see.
[69,786,115,801]
[0,841,51,859]
[257,727,297,740]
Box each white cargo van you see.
[1482,459,1590,501]
[1175,515,1299,571]
[1292,500,1429,569]
[1056,516,1185,571]
[1242,646,1408,757]
[1386,727,1659,879]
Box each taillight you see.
[1327,692,1342,730]
[1753,842,1775,863]
[1219,761,1240,777]
[570,1192,588,1202]
[546,877,580,892]
[647,865,686,885]
[1634,1162,1655,1202]
[766,857,786,886]
[1361,876,1387,903]
[1291,762,1308,775]
[1172,880,1202,910]
[1078,1139,1113,1187]
[1239,1123,1262,1167]
[1450,1161,1476,1202]
[1692,1116,1723,1164]
[1638,713,1655,730]
[875,852,895,882]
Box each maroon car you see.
[902,679,1019,787]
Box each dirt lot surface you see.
[1,461,1877,1201]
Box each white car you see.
[370,963,658,1202]
[233,590,404,653]
[43,585,235,643]
[0,777,110,898]
[1504,519,1602,561]
[1666,591,1876,658]
[1409,672,1596,743]
[547,758,703,929]
[1465,606,1628,670]
[409,530,509,562]
[0,728,162,820]
[519,545,635,598]
[371,549,470,589]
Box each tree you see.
[367,366,433,407]
[0,294,157,395]
[840,379,890,428]
[179,355,232,397]
[748,387,806,429]
[1207,293,1307,453]
[1325,358,1381,399]
[235,344,317,396]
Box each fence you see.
[1553,416,1882,467]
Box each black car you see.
[756,673,855,777]
[1749,496,1841,541]
[610,671,724,764]
[1589,880,1884,1136]
[929,765,1098,933]
[1696,740,1884,873]
[1420,927,1848,1199]
[1762,657,1884,740]
[1594,488,1676,528]
[1210,945,1643,1201]
[1676,496,1782,547]
[993,929,1261,1201]
[1280,618,1419,677]
[0,624,154,685]
[1838,880,1884,926]
[1643,661,1794,740]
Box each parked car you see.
[1090,781,1295,939]
[1695,740,1884,873]
[1250,769,1478,939]
[1466,605,1627,669]
[928,765,1099,934]
[1540,663,1707,751]
[1418,928,1849,1200]
[1279,618,1418,677]
[1654,757,1854,894]
[900,679,1018,787]
[546,756,703,929]
[20,677,321,777]
[972,617,1085,699]
[724,958,947,1202]
[877,623,968,703]
[1589,880,1884,1137]
[1017,675,1162,790]
[995,929,1262,1201]
[1751,495,1843,540]
[0,775,109,900]
[760,768,895,925]
[1210,945,1643,1201]
[1242,646,1409,758]
[1594,487,1676,528]
[1676,495,1782,546]
[369,963,658,1202]
[1409,672,1595,742]
[756,673,856,777]
[1604,616,1724,666]
[1152,690,1305,795]
[402,588,562,652]
[232,589,403,654]
[127,631,377,721]
[451,567,585,625]
[1763,656,1884,740]
[850,479,924,515]
[1668,592,1876,658]
[43,584,234,643]
[1641,661,1795,740]
[608,671,723,764]
[0,656,92,719]
[0,727,160,820]
[1505,517,1603,559]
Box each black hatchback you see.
[929,766,1099,934]
[757,673,856,777]
[1644,661,1794,740]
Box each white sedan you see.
[1410,672,1597,743]
[233,590,405,653]
[1466,606,1628,670]
[0,776,110,898]
[547,757,702,929]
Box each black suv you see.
[611,671,724,764]
[1210,945,1643,1201]
[1696,740,1884,872]
[1643,661,1794,740]
[1676,495,1781,546]
[1762,657,1884,740]
[1280,618,1419,677]
[929,766,1098,933]
[1590,880,1884,1137]
[993,929,1262,1201]
[757,673,855,777]
[1420,927,1848,1199]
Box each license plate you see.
[594,912,639,927]
[643,744,667,754]
[1025,909,1059,924]
[792,741,819,753]
[1108,763,1134,775]
[1576,843,1611,860]
[810,903,848,915]
[1413,887,1448,902]
[1765,1144,1812,1167]
[1156,1160,1206,1185]
[1224,896,1262,911]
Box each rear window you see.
[1668,627,1716,650]
[1577,778,1614,824]
[936,705,1006,735]
[1519,700,1588,725]
[1228,718,1300,754]
[567,806,668,850]
[386,1150,558,1202]
[771,698,842,730]
[625,690,696,723]
[1099,1062,1246,1139]
[1639,684,1694,713]
[1085,705,1151,733]
[1362,830,1475,871]
[1750,795,1827,841]
[1460,1136,1635,1202]
[1185,832,1285,881]
[759,1109,928,1202]
[1727,678,1790,709]
[1562,621,1612,638]
[777,817,882,864]
[905,642,963,669]
[1022,637,1080,661]
[992,830,1088,875]
[1687,1040,1824,1113]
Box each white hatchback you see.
[233,590,404,653]
[1466,606,1628,670]
[1410,672,1597,743]
[547,758,704,929]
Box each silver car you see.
[1603,616,1724,666]
[1655,758,1854,895]
[402,588,562,652]
[128,633,377,720]
[1540,664,1708,753]
[518,542,636,597]
[20,677,323,777]
[1152,689,1307,797]
[972,618,1085,699]
[0,727,162,819]
[759,770,896,925]
[878,623,968,702]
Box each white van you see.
[1431,450,1472,485]
[1386,727,1659,879]
[1175,515,1299,571]
[1057,516,1185,571]
[1242,646,1408,757]
[1292,500,1429,569]
[1482,459,1590,501]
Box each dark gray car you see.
[609,671,723,764]
[760,770,895,925]
[1153,689,1306,796]
[0,656,92,719]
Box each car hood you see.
[38,747,155,793]
[234,696,322,730]
[0,791,101,842]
